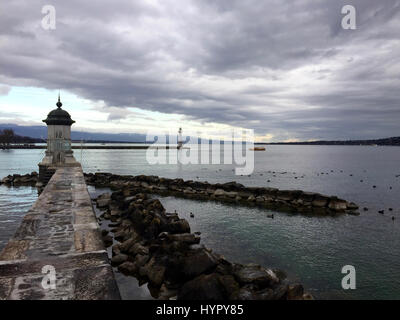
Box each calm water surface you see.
[0,145,399,299]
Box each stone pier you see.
[0,167,120,300]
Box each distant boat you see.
[250,147,266,151]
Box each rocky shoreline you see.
[0,172,39,186]
[84,172,359,216]
[95,188,313,300]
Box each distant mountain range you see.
[1,123,399,145]
[0,124,147,143]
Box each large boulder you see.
[312,195,329,208]
[286,284,304,300]
[134,254,150,267]
[346,202,359,210]
[114,229,127,241]
[110,208,122,217]
[165,219,190,234]
[111,254,128,266]
[225,191,238,198]
[168,233,200,245]
[129,208,153,233]
[255,196,265,203]
[128,243,149,256]
[178,273,226,300]
[232,286,259,300]
[264,187,278,196]
[298,192,315,203]
[234,264,279,289]
[102,234,113,247]
[218,275,240,299]
[13,174,37,185]
[139,257,166,287]
[181,249,218,278]
[118,261,138,275]
[112,243,121,256]
[328,198,347,211]
[276,190,296,201]
[158,284,178,300]
[238,191,253,198]
[183,187,195,195]
[96,193,111,208]
[271,284,289,300]
[257,287,274,300]
[119,237,137,253]
[145,198,164,212]
[1,175,13,184]
[213,189,226,197]
[221,181,244,191]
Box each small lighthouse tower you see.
[178,127,183,150]
[38,94,80,185]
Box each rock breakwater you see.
[85,172,359,216]
[0,172,38,186]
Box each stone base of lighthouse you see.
[37,152,81,186]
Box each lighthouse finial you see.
[56,92,62,108]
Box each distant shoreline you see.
[260,136,400,146]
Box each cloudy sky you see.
[0,0,399,142]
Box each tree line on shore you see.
[0,129,43,149]
[0,129,15,149]
[265,136,400,146]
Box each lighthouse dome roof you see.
[43,96,75,126]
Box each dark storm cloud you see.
[0,0,399,141]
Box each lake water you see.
[0,145,399,299]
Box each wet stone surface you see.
[0,167,120,300]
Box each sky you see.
[0,0,399,142]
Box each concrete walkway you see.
[0,167,120,299]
